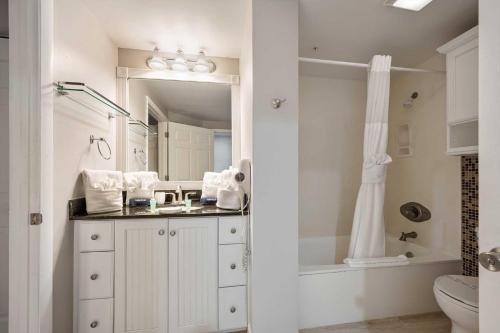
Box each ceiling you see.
[82,0,245,58]
[82,0,477,68]
[132,79,231,122]
[300,0,478,68]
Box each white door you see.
[0,37,9,327]
[168,122,213,181]
[168,218,218,333]
[115,220,169,333]
[10,1,53,332]
[479,2,500,332]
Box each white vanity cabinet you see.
[438,26,478,155]
[73,215,248,333]
[114,219,169,333]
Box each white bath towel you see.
[343,255,409,268]
[123,171,160,204]
[81,169,123,214]
[202,172,221,199]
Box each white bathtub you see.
[298,235,461,329]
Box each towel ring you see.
[90,135,111,160]
[134,148,147,165]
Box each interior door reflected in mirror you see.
[127,79,232,181]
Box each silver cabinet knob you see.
[90,234,99,240]
[90,274,98,280]
[230,263,237,270]
[90,321,98,328]
[230,306,236,313]
[170,230,176,237]
[480,247,500,272]
[159,229,165,236]
[230,227,237,234]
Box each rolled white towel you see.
[81,169,123,214]
[123,171,159,204]
[343,255,409,268]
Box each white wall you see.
[478,1,500,330]
[299,76,366,238]
[242,0,299,332]
[0,37,8,321]
[53,0,117,331]
[385,55,461,257]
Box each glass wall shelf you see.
[129,119,150,137]
[55,81,130,118]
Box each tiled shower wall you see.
[461,155,479,277]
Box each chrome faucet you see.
[399,231,418,241]
[184,192,197,201]
[175,185,182,203]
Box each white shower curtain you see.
[347,55,392,259]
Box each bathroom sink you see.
[157,206,183,214]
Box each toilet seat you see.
[434,275,478,313]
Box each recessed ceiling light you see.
[384,0,433,11]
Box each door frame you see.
[9,0,54,332]
[116,66,240,188]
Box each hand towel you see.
[123,171,160,204]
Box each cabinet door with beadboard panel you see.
[114,219,169,333]
[168,218,218,333]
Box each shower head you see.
[403,91,418,109]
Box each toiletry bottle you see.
[150,198,157,212]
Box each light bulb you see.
[146,47,167,70]
[193,50,211,73]
[171,49,188,71]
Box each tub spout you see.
[399,231,417,241]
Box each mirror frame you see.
[116,66,241,189]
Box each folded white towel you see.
[123,171,159,204]
[202,172,222,199]
[343,255,409,268]
[82,169,123,190]
[81,169,123,214]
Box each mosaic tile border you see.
[461,155,478,277]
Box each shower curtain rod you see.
[299,57,444,73]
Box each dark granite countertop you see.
[69,198,247,221]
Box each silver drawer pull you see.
[170,230,176,237]
[230,227,237,234]
[159,229,165,236]
[230,306,236,313]
[90,274,99,280]
[90,321,99,328]
[90,234,99,241]
[230,263,237,270]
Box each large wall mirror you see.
[117,68,240,184]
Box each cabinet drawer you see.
[219,216,246,244]
[78,221,114,252]
[78,299,113,333]
[219,244,247,287]
[79,252,114,300]
[218,286,247,331]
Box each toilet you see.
[433,275,479,333]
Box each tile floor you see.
[300,312,451,333]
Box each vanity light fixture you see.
[146,47,216,73]
[384,0,433,11]
[146,47,168,70]
[192,50,210,73]
[171,49,189,72]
